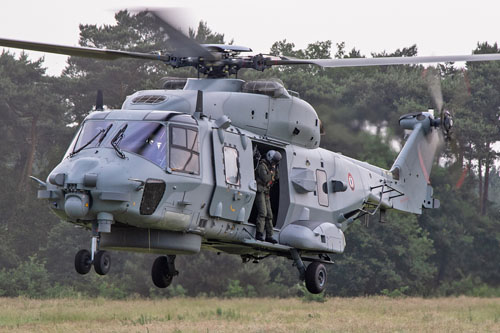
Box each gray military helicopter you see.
[2,10,500,294]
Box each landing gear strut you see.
[74,225,112,276]
[151,255,178,288]
[290,249,327,294]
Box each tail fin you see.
[390,111,442,214]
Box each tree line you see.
[0,10,498,298]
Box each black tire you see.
[305,262,327,294]
[94,250,111,275]
[151,256,173,288]
[75,249,92,275]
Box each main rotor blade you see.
[272,53,500,68]
[146,10,215,60]
[0,37,170,62]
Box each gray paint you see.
[100,227,202,255]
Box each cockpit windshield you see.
[72,120,167,169]
[119,122,167,168]
[72,121,113,153]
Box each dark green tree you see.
[461,42,500,215]
[0,51,70,270]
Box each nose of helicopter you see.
[49,156,104,219]
[46,148,169,226]
[47,151,135,220]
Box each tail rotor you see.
[424,68,454,141]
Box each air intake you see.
[132,95,167,104]
[140,179,166,215]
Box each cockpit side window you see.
[169,125,200,174]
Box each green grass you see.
[0,297,499,332]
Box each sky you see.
[1,0,500,76]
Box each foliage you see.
[380,286,409,298]
[0,256,52,298]
[436,276,500,297]
[223,280,253,298]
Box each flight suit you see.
[255,159,279,238]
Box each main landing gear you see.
[151,255,178,288]
[305,261,327,294]
[74,231,111,276]
[291,249,328,294]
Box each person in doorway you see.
[255,150,282,243]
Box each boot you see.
[265,235,278,244]
[255,232,264,241]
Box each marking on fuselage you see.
[348,173,355,191]
[230,205,236,212]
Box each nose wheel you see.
[74,249,92,274]
[93,250,111,275]
[74,235,112,276]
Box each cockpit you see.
[67,112,200,174]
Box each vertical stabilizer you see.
[390,112,442,214]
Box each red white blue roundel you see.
[347,173,355,190]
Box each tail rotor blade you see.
[455,165,469,189]
[424,68,444,112]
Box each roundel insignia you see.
[347,173,355,191]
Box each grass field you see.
[0,296,499,332]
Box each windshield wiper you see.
[97,123,113,146]
[70,127,107,157]
[111,124,128,159]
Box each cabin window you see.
[223,146,240,186]
[316,169,329,207]
[169,125,200,174]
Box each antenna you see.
[195,90,204,118]
[96,90,104,111]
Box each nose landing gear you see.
[74,228,112,276]
[74,248,111,275]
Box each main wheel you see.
[75,249,92,275]
[305,262,327,294]
[94,250,111,275]
[151,256,173,288]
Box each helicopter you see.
[2,10,500,294]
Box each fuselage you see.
[42,78,403,258]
